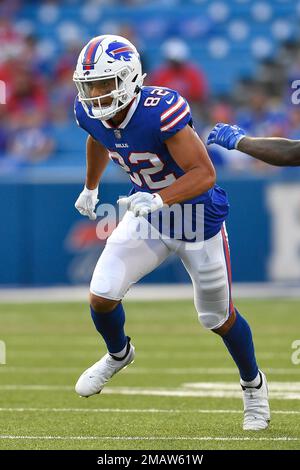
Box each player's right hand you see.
[207,123,246,150]
[75,185,99,220]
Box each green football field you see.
[0,299,299,450]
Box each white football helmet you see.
[73,34,146,121]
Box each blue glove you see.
[207,123,246,150]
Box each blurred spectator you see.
[231,77,256,108]
[0,57,53,168]
[148,38,208,105]
[0,17,23,65]
[7,116,55,165]
[236,84,288,138]
[256,59,285,96]
[7,64,48,122]
[277,40,300,70]
[50,42,80,122]
[21,34,51,76]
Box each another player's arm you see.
[207,122,300,166]
[237,137,300,167]
[158,125,216,205]
[85,134,110,189]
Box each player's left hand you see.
[118,192,164,217]
[207,122,246,150]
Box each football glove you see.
[75,185,99,220]
[207,122,246,150]
[118,192,164,217]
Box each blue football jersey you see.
[74,86,229,240]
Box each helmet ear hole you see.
[120,69,129,79]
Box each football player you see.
[73,35,270,431]
[207,122,300,166]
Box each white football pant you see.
[90,211,233,330]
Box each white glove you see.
[118,191,164,217]
[75,185,99,220]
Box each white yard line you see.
[182,382,300,391]
[0,382,300,399]
[0,407,298,415]
[0,283,300,302]
[0,435,299,442]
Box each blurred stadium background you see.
[1,0,300,291]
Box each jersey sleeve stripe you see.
[160,106,190,132]
[160,96,185,122]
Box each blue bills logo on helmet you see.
[105,41,135,61]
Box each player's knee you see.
[194,261,229,329]
[197,310,228,330]
[89,293,120,313]
[90,268,126,301]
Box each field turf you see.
[0,299,299,450]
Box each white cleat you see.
[241,370,271,431]
[75,338,135,397]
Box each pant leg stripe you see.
[221,225,234,315]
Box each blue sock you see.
[90,303,127,354]
[222,309,259,382]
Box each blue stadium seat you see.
[16,0,299,95]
